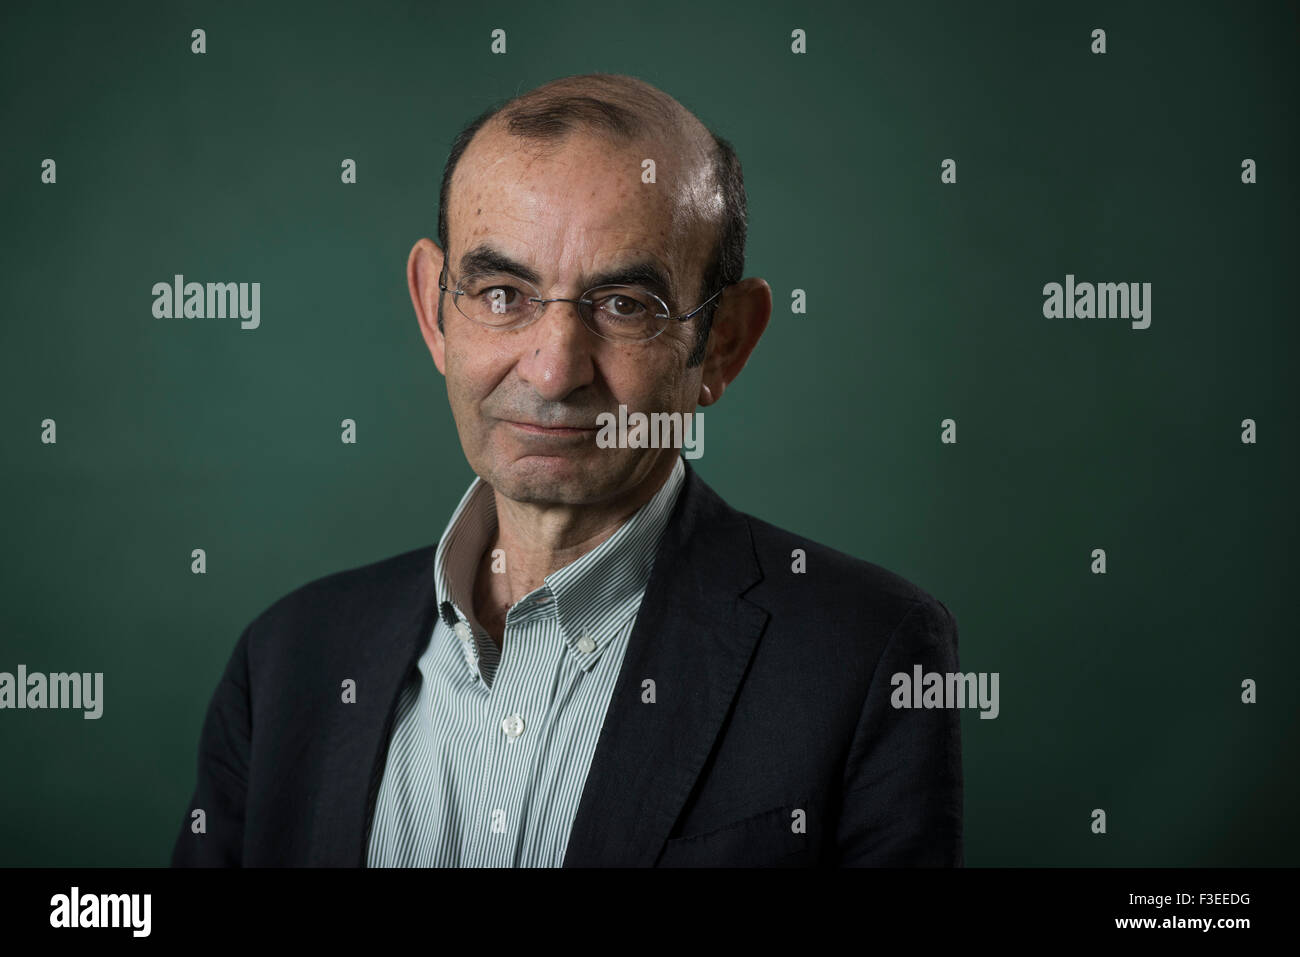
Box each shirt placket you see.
[471,608,552,867]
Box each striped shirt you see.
[366,455,686,867]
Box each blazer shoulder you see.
[737,509,953,624]
[240,543,439,659]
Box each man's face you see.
[429,125,716,507]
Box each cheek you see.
[650,342,693,399]
[619,363,690,414]
[442,353,486,440]
[444,334,522,442]
[444,335,493,403]
[608,335,693,403]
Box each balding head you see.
[435,73,746,365]
[476,73,723,230]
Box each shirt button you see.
[501,714,525,739]
[577,634,596,654]
[453,622,473,643]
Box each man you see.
[171,72,962,867]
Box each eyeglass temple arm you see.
[673,285,727,322]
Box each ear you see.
[410,238,447,375]
[697,277,772,407]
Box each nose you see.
[514,298,597,402]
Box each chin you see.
[485,457,612,506]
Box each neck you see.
[472,455,677,648]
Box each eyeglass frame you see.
[437,261,729,342]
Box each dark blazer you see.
[171,461,962,867]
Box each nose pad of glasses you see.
[533,296,598,335]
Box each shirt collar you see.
[432,456,686,677]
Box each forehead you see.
[447,124,714,284]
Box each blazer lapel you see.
[563,462,769,866]
[308,545,442,866]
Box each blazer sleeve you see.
[834,597,964,866]
[170,622,254,866]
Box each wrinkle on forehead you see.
[452,124,720,290]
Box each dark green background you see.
[1,0,1295,866]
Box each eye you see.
[594,292,650,321]
[479,285,524,313]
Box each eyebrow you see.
[457,244,678,306]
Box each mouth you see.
[506,421,597,436]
